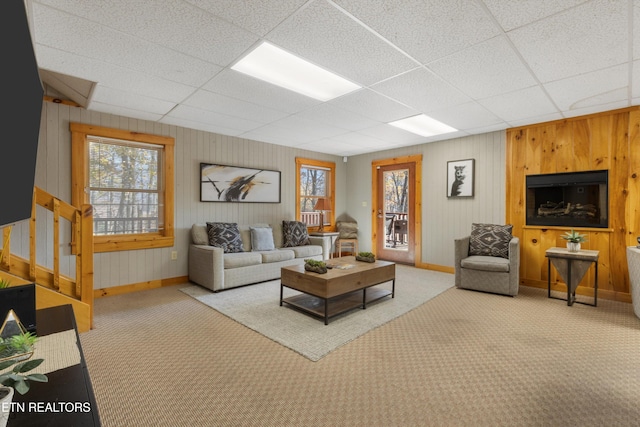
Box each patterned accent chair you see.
[454,223,520,296]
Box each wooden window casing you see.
[296,158,336,231]
[71,123,174,252]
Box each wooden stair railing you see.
[0,187,94,332]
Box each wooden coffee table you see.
[280,256,395,324]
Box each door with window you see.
[373,157,420,265]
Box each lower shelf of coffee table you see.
[282,287,392,323]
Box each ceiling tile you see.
[428,36,537,99]
[166,105,264,134]
[91,85,176,115]
[358,124,426,145]
[34,0,258,66]
[633,60,640,98]
[482,0,591,31]
[427,101,503,131]
[292,103,381,131]
[544,64,629,111]
[478,86,559,122]
[240,124,316,146]
[183,90,290,124]
[329,89,419,122]
[35,45,197,103]
[270,115,350,140]
[508,0,628,83]
[183,0,308,37]
[295,140,364,156]
[371,68,471,113]
[160,116,242,137]
[89,101,164,122]
[267,0,418,86]
[33,3,222,87]
[560,100,631,119]
[203,69,320,114]
[335,0,501,63]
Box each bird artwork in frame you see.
[200,163,281,203]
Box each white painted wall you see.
[345,131,507,267]
[9,101,346,289]
[10,100,506,289]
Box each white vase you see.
[0,386,13,427]
[567,242,581,252]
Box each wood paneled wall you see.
[506,107,640,302]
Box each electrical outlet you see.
[171,251,178,260]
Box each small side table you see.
[309,231,339,259]
[546,247,599,307]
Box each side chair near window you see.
[454,223,520,297]
[335,219,358,257]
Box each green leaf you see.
[25,373,48,383]
[13,379,28,395]
[14,358,44,373]
[0,359,16,370]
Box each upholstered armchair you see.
[454,223,520,296]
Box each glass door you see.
[376,162,415,264]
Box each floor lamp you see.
[314,198,331,231]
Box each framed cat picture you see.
[447,159,474,198]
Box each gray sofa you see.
[188,222,326,292]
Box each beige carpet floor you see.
[80,267,640,427]
[179,265,453,361]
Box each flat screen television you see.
[0,1,43,228]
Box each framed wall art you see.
[200,163,281,203]
[447,159,474,198]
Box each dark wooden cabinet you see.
[8,305,100,426]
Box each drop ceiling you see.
[29,0,640,156]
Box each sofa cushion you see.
[461,255,510,272]
[191,224,208,245]
[288,245,323,259]
[469,223,513,259]
[206,222,244,253]
[250,226,276,251]
[259,249,295,263]
[223,252,262,269]
[282,220,310,247]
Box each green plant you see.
[561,229,588,243]
[358,251,375,258]
[0,358,48,395]
[0,279,10,289]
[7,332,37,354]
[0,332,38,359]
[304,259,326,268]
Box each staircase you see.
[0,187,94,332]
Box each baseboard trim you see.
[95,276,189,298]
[415,262,454,274]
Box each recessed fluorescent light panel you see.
[388,114,457,137]
[231,42,360,102]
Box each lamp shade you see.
[314,198,331,211]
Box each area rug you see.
[180,265,453,361]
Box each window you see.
[295,158,335,230]
[71,123,174,252]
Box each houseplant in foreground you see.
[561,229,587,252]
[0,311,48,427]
